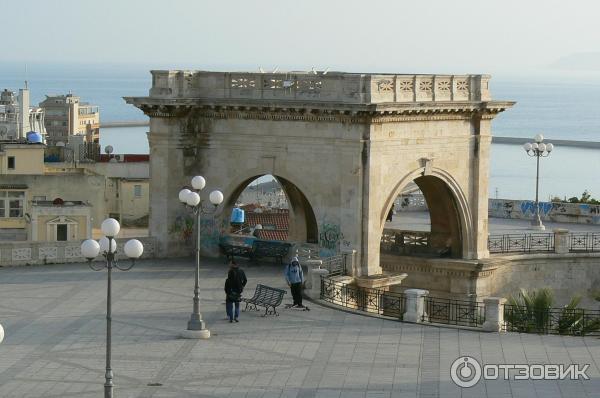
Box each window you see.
[134,185,142,198]
[8,156,15,170]
[0,191,24,218]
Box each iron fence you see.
[488,233,554,253]
[569,233,600,252]
[320,277,406,319]
[503,304,600,336]
[380,229,431,255]
[320,254,347,276]
[423,296,485,327]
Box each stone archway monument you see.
[126,70,512,276]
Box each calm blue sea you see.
[1,64,599,200]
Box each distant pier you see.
[100,120,149,128]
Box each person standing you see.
[229,260,247,294]
[284,256,305,308]
[225,269,242,322]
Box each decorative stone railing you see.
[0,237,156,266]
[147,70,491,104]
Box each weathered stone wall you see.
[489,198,600,225]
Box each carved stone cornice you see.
[125,97,514,124]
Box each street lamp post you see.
[178,176,224,339]
[81,219,144,398]
[523,134,554,230]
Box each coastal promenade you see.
[1,258,599,398]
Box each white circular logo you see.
[450,356,482,388]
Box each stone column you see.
[403,289,429,323]
[308,268,329,300]
[482,297,506,332]
[553,228,569,254]
[304,259,323,289]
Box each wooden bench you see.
[220,240,292,264]
[241,284,287,316]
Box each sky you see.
[3,0,600,75]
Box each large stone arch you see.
[379,166,474,259]
[222,170,319,243]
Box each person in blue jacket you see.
[284,256,305,308]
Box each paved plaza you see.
[1,258,600,398]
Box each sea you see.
[1,64,599,201]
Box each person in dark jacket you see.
[229,260,247,293]
[225,269,242,322]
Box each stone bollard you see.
[341,249,357,275]
[553,228,569,254]
[482,297,506,332]
[308,268,329,300]
[403,289,429,323]
[304,259,323,289]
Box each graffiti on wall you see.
[319,221,344,257]
[520,201,552,216]
[199,217,226,252]
[168,215,194,244]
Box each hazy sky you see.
[3,0,600,75]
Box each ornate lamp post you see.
[178,176,224,339]
[80,218,144,398]
[523,134,554,230]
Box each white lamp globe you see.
[523,142,532,152]
[531,142,539,150]
[546,143,554,152]
[537,143,546,152]
[81,239,100,259]
[186,191,201,207]
[191,176,206,190]
[99,236,117,253]
[534,133,544,143]
[0,323,3,344]
[101,218,120,238]
[179,188,192,203]
[124,239,144,258]
[209,190,224,205]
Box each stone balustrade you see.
[0,237,156,266]
[147,70,491,104]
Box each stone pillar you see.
[553,228,569,254]
[403,289,429,323]
[304,259,323,289]
[308,268,329,300]
[482,297,506,332]
[341,249,357,276]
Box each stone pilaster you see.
[482,297,506,332]
[403,289,429,323]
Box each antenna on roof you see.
[259,66,265,73]
[24,63,28,89]
[272,66,279,73]
[311,67,317,75]
[323,67,330,75]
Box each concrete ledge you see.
[180,329,210,339]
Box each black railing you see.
[423,296,485,327]
[569,233,600,252]
[488,233,555,253]
[503,304,600,336]
[320,277,406,319]
[320,254,347,276]
[380,229,431,255]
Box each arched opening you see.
[381,174,463,258]
[224,174,318,244]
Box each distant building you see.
[29,199,92,242]
[242,207,289,241]
[0,84,46,141]
[39,94,100,146]
[0,140,45,175]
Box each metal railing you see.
[569,233,600,252]
[380,229,431,255]
[503,304,600,336]
[488,233,555,253]
[320,277,406,319]
[423,296,485,327]
[320,254,347,276]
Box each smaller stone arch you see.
[380,167,473,259]
[221,171,318,244]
